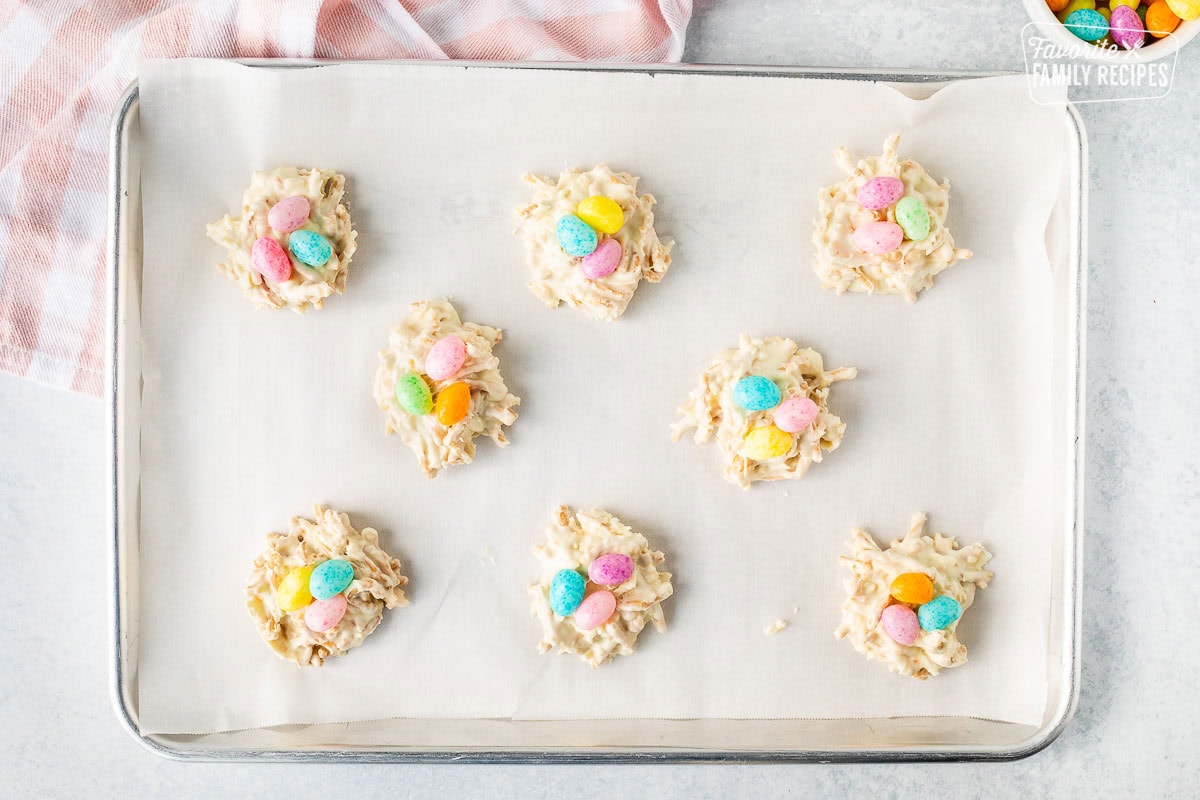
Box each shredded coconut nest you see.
[373,299,520,477]
[529,506,673,667]
[516,164,673,320]
[834,513,993,679]
[207,166,356,312]
[671,334,856,489]
[813,135,970,301]
[245,505,408,667]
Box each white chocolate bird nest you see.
[671,334,856,489]
[373,299,520,477]
[529,506,673,668]
[207,166,356,312]
[516,164,673,321]
[813,135,970,301]
[245,505,408,667]
[834,513,993,680]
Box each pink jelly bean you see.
[856,176,904,210]
[425,335,467,381]
[774,395,820,433]
[267,195,311,233]
[304,594,348,632]
[852,221,904,255]
[574,590,617,630]
[881,604,920,646]
[588,553,634,585]
[581,238,622,279]
[251,236,293,282]
[1110,6,1145,50]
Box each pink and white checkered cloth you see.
[0,0,691,396]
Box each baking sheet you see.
[136,59,1066,734]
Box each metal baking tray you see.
[107,61,1086,763]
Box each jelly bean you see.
[894,196,931,242]
[1146,0,1181,34]
[309,558,354,600]
[1110,5,1146,47]
[1065,8,1109,39]
[576,196,625,235]
[434,381,471,426]
[1110,0,1140,9]
[550,569,586,616]
[743,426,793,461]
[574,589,617,630]
[733,375,782,411]
[918,595,963,631]
[856,176,904,211]
[881,604,921,646]
[276,565,315,612]
[1097,5,1112,19]
[556,215,598,257]
[581,238,622,279]
[288,229,333,267]
[267,195,310,233]
[588,553,635,586]
[1167,0,1200,18]
[852,221,904,254]
[1058,0,1096,18]
[395,372,433,415]
[251,237,292,283]
[425,335,467,382]
[1046,0,1070,11]
[773,395,819,433]
[889,573,935,605]
[305,594,348,632]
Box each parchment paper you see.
[136,60,1067,734]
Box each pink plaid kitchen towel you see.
[0,0,692,396]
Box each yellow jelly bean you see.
[1111,0,1139,10]
[576,196,625,235]
[1058,0,1096,18]
[1097,5,1112,18]
[276,565,315,612]
[435,380,471,426]
[889,573,935,605]
[1146,0,1181,34]
[742,426,793,461]
[1166,0,1199,19]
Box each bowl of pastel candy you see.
[1024,0,1199,62]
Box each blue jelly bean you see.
[556,215,598,257]
[288,229,333,267]
[917,595,963,631]
[732,375,782,412]
[309,558,354,600]
[1064,9,1109,42]
[549,569,586,616]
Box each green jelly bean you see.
[395,372,433,415]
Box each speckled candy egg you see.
[773,395,819,433]
[309,558,354,600]
[425,335,467,382]
[1167,0,1200,21]
[395,372,433,415]
[588,553,634,586]
[251,237,292,283]
[576,195,625,235]
[918,595,963,631]
[881,604,920,646]
[581,237,622,279]
[574,589,617,630]
[556,214,599,257]
[304,594,348,632]
[267,195,310,233]
[733,375,782,411]
[288,229,333,267]
[1064,8,1109,41]
[856,176,904,210]
[275,565,315,612]
[889,572,935,605]
[1110,5,1146,49]
[742,425,793,461]
[550,569,586,616]
[894,196,931,242]
[852,220,904,254]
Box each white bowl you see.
[1022,0,1198,62]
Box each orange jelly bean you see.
[434,381,471,426]
[889,573,935,605]
[1046,0,1070,11]
[1146,0,1181,36]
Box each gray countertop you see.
[3,1,1198,795]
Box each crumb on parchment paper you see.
[763,619,788,636]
